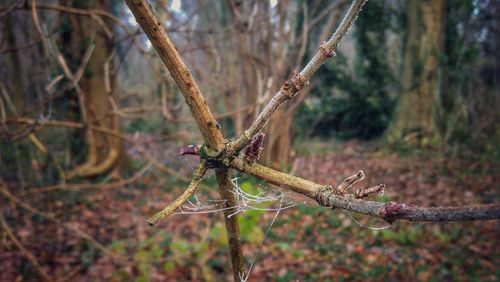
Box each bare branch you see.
[337,170,365,194]
[215,168,246,281]
[125,0,224,151]
[227,0,368,155]
[8,117,196,184]
[231,158,323,198]
[0,210,52,282]
[319,195,500,223]
[125,2,246,278]
[147,160,207,226]
[20,163,152,195]
[3,3,150,54]
[354,184,385,199]
[231,159,500,223]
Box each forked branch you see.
[125,1,245,278]
[123,1,500,281]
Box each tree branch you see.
[123,1,499,281]
[231,159,500,223]
[8,117,198,184]
[215,168,246,282]
[231,158,322,198]
[147,160,207,226]
[0,210,52,282]
[227,0,367,155]
[125,2,246,280]
[318,193,500,223]
[125,0,224,151]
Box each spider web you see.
[172,177,303,217]
[173,132,390,280]
[170,164,392,281]
[170,174,304,281]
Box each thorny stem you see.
[147,160,207,226]
[226,0,368,156]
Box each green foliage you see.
[239,210,265,245]
[237,181,266,245]
[209,222,229,246]
[295,1,397,141]
[81,242,96,267]
[381,228,421,246]
[109,230,175,281]
[436,0,500,155]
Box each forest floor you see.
[1,140,499,281]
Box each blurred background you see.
[0,0,498,281]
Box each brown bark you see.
[215,168,246,281]
[231,159,500,223]
[125,0,223,150]
[263,109,294,169]
[123,2,500,281]
[4,13,24,112]
[387,0,446,143]
[125,0,245,279]
[68,0,122,178]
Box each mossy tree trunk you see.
[67,0,122,178]
[386,0,445,143]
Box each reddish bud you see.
[179,144,202,156]
[244,133,265,162]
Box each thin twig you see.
[0,210,52,282]
[227,0,368,156]
[147,160,207,226]
[8,117,198,184]
[3,3,149,55]
[20,162,152,195]
[125,0,224,150]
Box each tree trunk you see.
[263,107,294,169]
[386,0,445,143]
[67,0,122,178]
[4,13,24,112]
